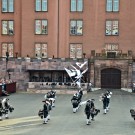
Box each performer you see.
[80,98,100,124]
[84,99,95,125]
[87,82,93,92]
[46,99,52,121]
[77,88,83,102]
[130,108,135,120]
[106,90,112,111]
[1,83,9,96]
[71,88,84,113]
[1,98,14,119]
[50,90,56,98]
[42,100,49,124]
[44,90,56,107]
[71,94,80,113]
[102,93,108,114]
[39,96,54,124]
[0,99,3,121]
[133,82,135,92]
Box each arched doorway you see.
[101,68,121,89]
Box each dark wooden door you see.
[101,68,121,89]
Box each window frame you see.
[105,20,119,36]
[1,0,14,13]
[35,42,48,58]
[70,19,83,36]
[35,19,48,35]
[35,0,48,12]
[1,42,14,57]
[106,0,119,12]
[1,20,14,35]
[70,0,83,12]
[69,43,83,58]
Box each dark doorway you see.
[101,68,121,89]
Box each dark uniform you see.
[45,90,56,107]
[0,99,3,120]
[2,83,9,96]
[1,98,14,119]
[71,95,80,113]
[106,91,112,111]
[102,94,108,114]
[77,90,83,102]
[84,100,95,125]
[43,101,48,124]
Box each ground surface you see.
[0,89,135,135]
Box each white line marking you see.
[0,122,42,131]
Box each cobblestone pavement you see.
[0,89,135,135]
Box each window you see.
[71,0,83,12]
[35,43,47,58]
[105,20,119,35]
[70,20,83,35]
[2,20,14,35]
[2,43,14,57]
[35,20,48,34]
[35,0,47,12]
[106,0,119,12]
[70,43,82,58]
[2,0,14,12]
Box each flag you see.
[76,79,81,88]
[64,68,76,77]
[76,61,87,69]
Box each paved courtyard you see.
[0,89,135,135]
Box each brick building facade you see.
[0,0,135,90]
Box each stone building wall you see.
[0,58,88,91]
[93,59,133,89]
[0,58,133,91]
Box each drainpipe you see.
[57,0,59,58]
